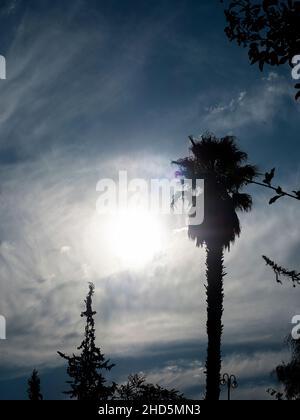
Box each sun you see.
[107,210,164,268]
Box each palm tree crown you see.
[174,133,258,249]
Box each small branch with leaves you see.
[246,168,300,205]
[263,256,300,288]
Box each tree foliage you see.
[222,0,300,99]
[27,369,43,401]
[116,374,185,401]
[58,283,116,400]
[269,338,300,400]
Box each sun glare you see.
[108,210,165,268]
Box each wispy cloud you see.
[202,73,293,132]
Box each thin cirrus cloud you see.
[0,2,178,162]
[201,73,293,133]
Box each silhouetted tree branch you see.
[263,256,300,287]
[245,167,300,204]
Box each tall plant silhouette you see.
[27,369,43,401]
[58,283,116,400]
[174,133,257,400]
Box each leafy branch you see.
[263,256,300,287]
[245,168,300,205]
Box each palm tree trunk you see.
[205,239,225,401]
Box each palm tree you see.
[174,133,257,400]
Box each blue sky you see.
[0,0,300,400]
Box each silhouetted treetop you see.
[173,133,258,250]
[58,283,116,400]
[27,369,43,401]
